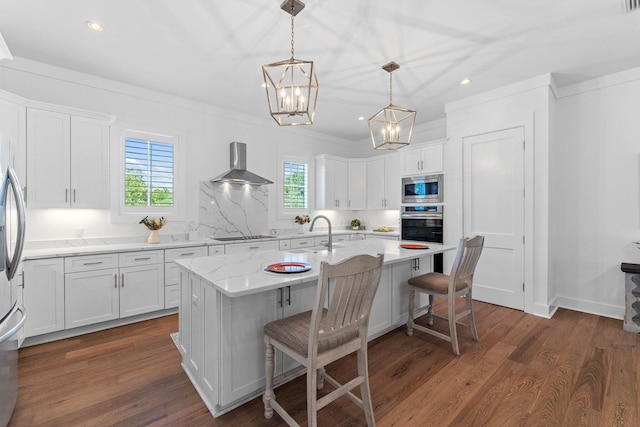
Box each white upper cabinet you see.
[401,140,444,176]
[0,91,27,186]
[315,155,348,210]
[27,107,110,208]
[347,159,367,210]
[367,154,401,210]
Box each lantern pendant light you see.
[262,0,319,126]
[368,61,416,150]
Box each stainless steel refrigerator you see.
[0,134,26,427]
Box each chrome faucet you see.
[309,215,332,251]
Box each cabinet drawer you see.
[65,253,119,273]
[165,284,180,309]
[165,262,180,286]
[290,238,314,249]
[225,241,278,254]
[314,235,347,246]
[278,240,291,250]
[118,250,164,267]
[209,245,225,256]
[165,246,207,262]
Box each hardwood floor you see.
[8,301,640,426]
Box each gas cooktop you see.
[210,235,275,242]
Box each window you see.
[283,161,308,209]
[124,137,174,207]
[111,128,185,222]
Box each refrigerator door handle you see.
[0,304,26,344]
[4,166,26,281]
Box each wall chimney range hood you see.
[210,142,273,185]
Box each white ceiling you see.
[0,0,639,142]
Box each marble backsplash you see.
[199,181,269,238]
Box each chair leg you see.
[466,293,479,341]
[448,295,460,356]
[317,367,325,390]
[406,287,415,336]
[427,294,435,326]
[307,362,319,427]
[357,343,376,427]
[263,337,276,419]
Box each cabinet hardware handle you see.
[249,246,260,250]
[421,160,424,170]
[417,161,420,170]
[73,189,76,203]
[134,257,151,261]
[181,252,195,256]
[300,241,309,244]
[83,261,103,266]
[121,273,125,288]
[114,274,118,288]
[278,288,283,308]
[65,188,68,203]
[286,286,291,306]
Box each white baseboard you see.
[555,295,624,320]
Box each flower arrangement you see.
[139,216,167,230]
[294,214,310,224]
[350,218,361,229]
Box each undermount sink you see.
[288,244,344,254]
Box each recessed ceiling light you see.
[86,21,104,32]
[358,116,365,121]
[460,78,472,85]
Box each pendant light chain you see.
[290,5,295,59]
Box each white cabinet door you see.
[384,155,401,209]
[368,267,392,337]
[315,156,348,209]
[366,157,385,209]
[27,108,110,209]
[70,116,109,208]
[366,155,400,209]
[347,160,367,210]
[65,268,119,328]
[22,258,65,337]
[26,108,71,208]
[119,264,165,318]
[401,142,444,176]
[0,95,27,185]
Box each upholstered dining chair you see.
[406,235,484,355]
[263,253,384,427]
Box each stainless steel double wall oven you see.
[400,201,444,273]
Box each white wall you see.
[0,58,364,242]
[553,67,640,318]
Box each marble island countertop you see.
[21,230,400,260]
[175,239,455,298]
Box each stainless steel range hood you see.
[210,142,273,185]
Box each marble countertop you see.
[21,230,400,260]
[175,239,456,298]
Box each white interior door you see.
[463,127,525,310]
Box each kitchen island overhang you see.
[175,239,456,417]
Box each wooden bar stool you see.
[263,253,384,427]
[407,235,484,355]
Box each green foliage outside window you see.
[125,170,173,207]
[283,162,307,209]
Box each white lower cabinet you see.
[64,251,165,328]
[218,281,317,407]
[65,268,119,328]
[224,241,278,254]
[23,258,65,337]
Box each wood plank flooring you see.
[8,301,640,426]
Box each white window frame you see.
[110,127,186,223]
[277,154,312,220]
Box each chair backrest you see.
[308,254,384,355]
[449,235,485,292]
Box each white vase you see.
[147,229,161,244]
[298,224,307,234]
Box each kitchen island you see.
[175,238,456,417]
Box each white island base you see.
[175,239,455,417]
